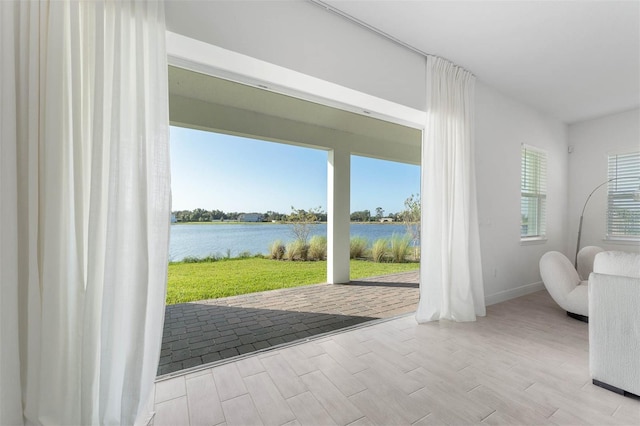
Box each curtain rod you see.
[307,0,431,58]
[307,0,475,77]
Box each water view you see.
[169,222,415,261]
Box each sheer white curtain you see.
[416,55,485,323]
[1,1,170,424]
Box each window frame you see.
[520,144,548,242]
[606,151,640,241]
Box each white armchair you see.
[577,245,604,280]
[539,251,588,321]
[539,247,603,321]
[589,250,640,397]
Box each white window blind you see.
[521,145,547,239]
[607,151,640,239]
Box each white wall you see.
[475,83,569,304]
[567,108,640,257]
[165,0,426,111]
[165,1,572,304]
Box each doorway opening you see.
[159,66,422,376]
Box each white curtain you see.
[0,1,170,425]
[416,56,485,323]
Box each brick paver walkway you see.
[158,271,419,376]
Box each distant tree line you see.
[350,209,398,222]
[172,208,230,222]
[173,208,402,223]
[172,208,327,223]
[173,197,419,225]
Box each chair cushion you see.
[577,246,604,280]
[565,281,588,317]
[539,251,584,314]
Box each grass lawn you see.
[166,258,419,305]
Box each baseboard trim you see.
[485,281,545,306]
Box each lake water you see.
[169,223,415,261]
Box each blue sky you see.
[170,126,420,214]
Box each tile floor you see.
[152,290,640,425]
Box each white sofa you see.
[589,250,640,397]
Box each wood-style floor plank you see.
[153,290,640,426]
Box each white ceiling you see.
[321,0,640,124]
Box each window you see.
[607,151,640,240]
[521,145,547,239]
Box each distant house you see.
[380,217,394,223]
[238,213,264,222]
[170,213,177,223]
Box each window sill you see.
[603,237,640,246]
[520,237,547,246]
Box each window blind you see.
[607,151,640,239]
[521,145,547,238]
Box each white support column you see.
[327,147,351,284]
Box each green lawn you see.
[166,258,419,305]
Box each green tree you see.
[226,211,240,221]
[350,210,371,222]
[288,206,324,245]
[265,210,287,222]
[211,209,225,220]
[400,194,420,259]
[375,207,385,221]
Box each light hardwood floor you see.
[152,290,640,425]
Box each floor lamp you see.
[575,177,640,268]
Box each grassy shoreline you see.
[167,257,419,305]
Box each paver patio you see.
[158,271,419,376]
